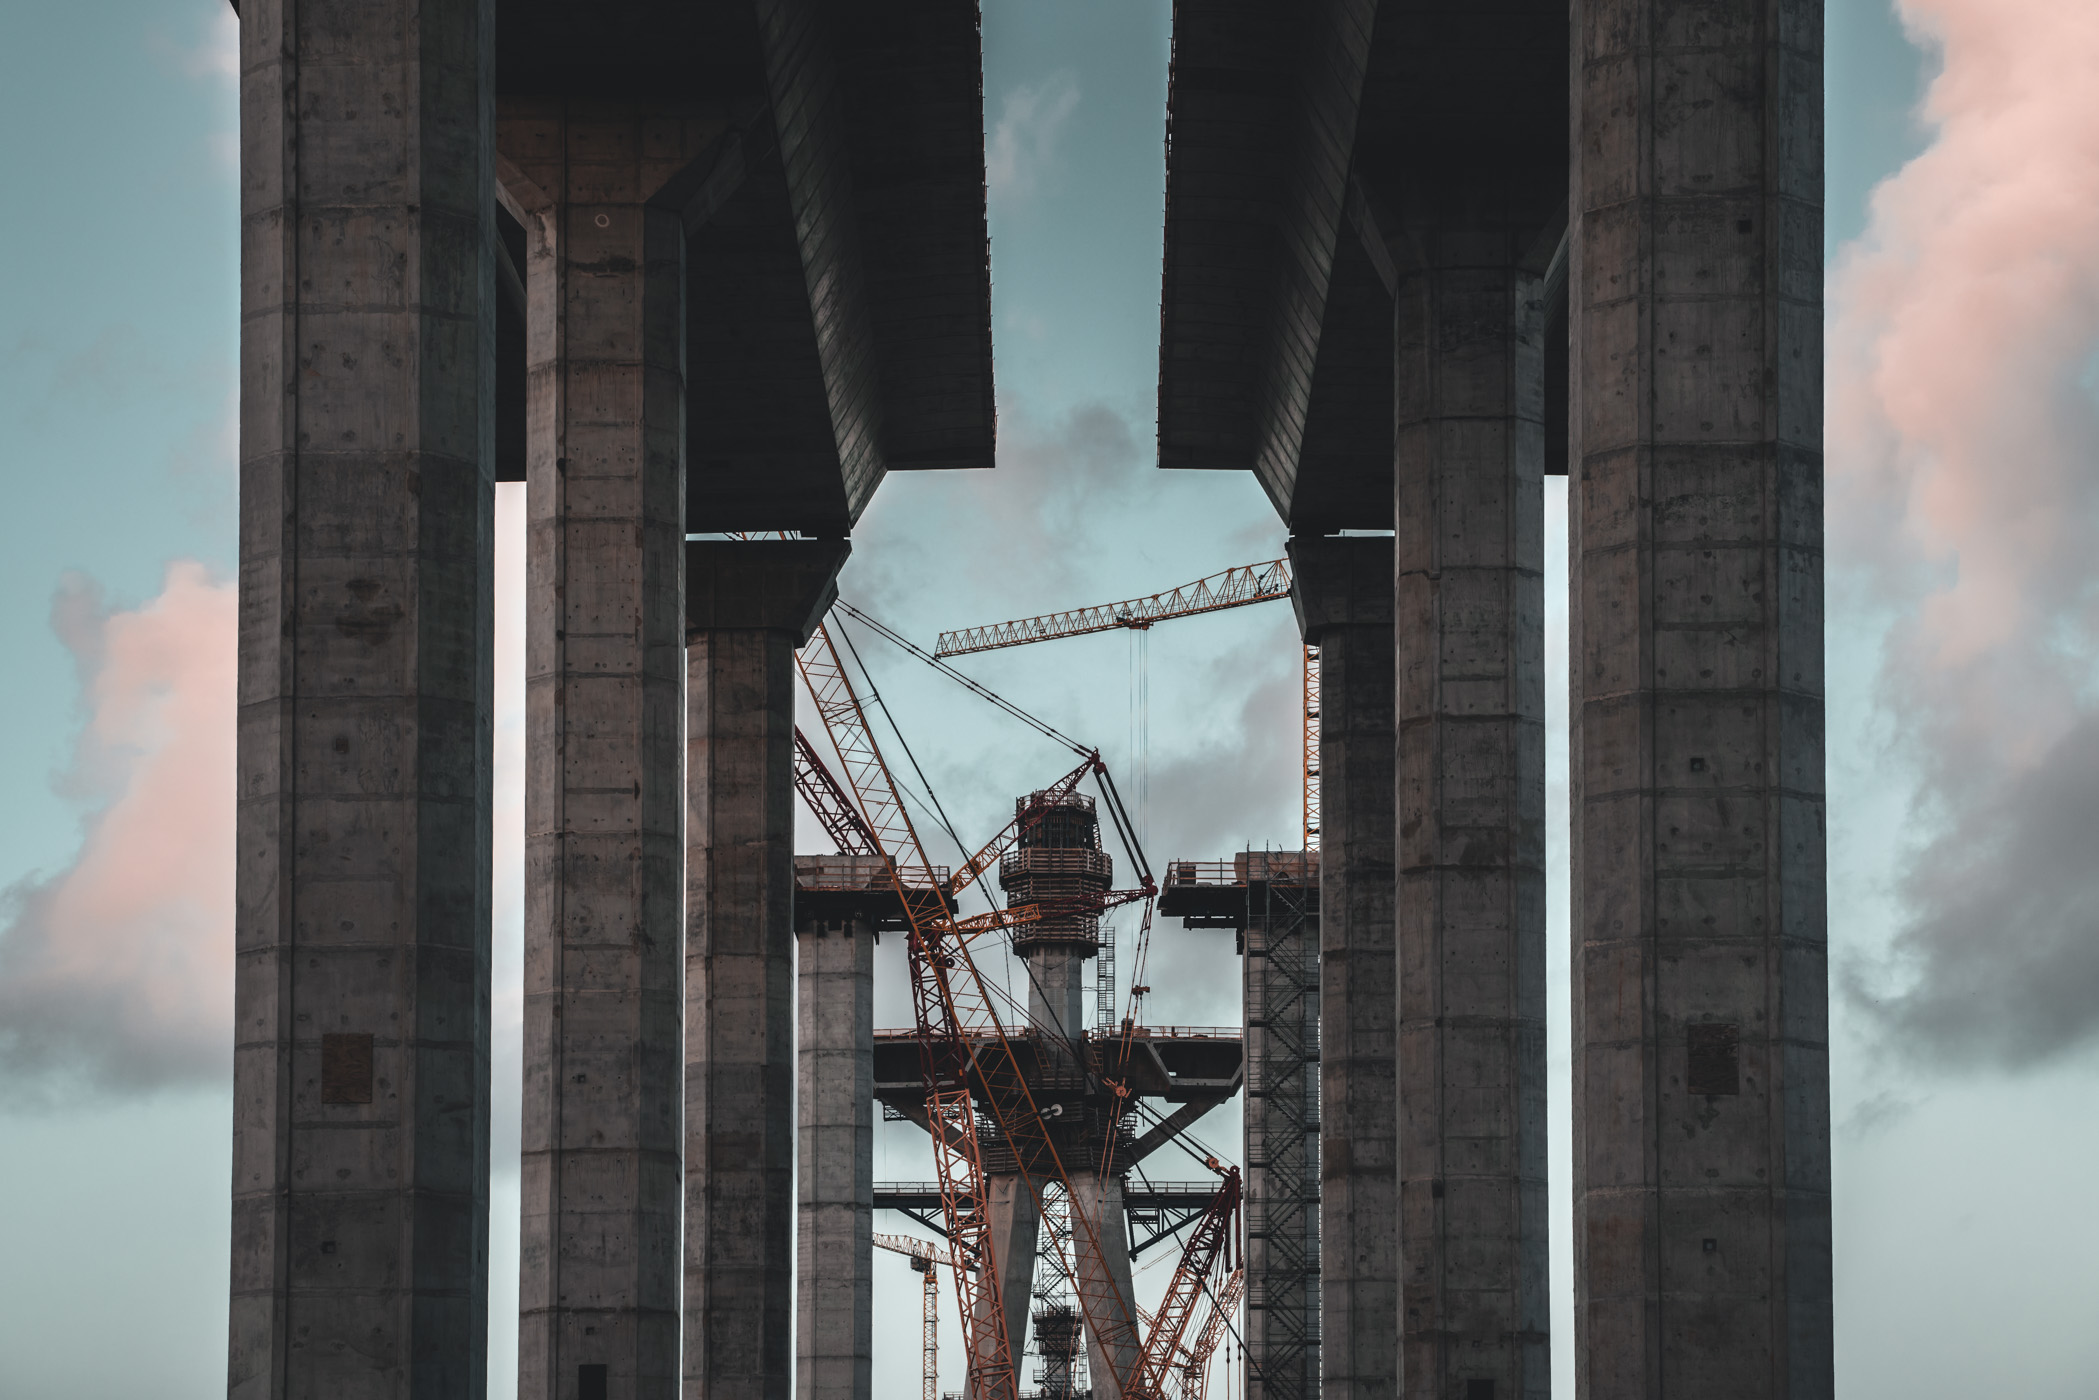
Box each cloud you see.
[0,563,237,1102]
[986,72,1082,199]
[1830,0,2099,1066]
[148,7,238,84]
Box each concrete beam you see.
[1569,0,1832,1393]
[1391,233,1551,1400]
[228,2,494,1395]
[503,101,730,1400]
[686,539,850,1400]
[1289,537,1397,1400]
[753,0,886,517]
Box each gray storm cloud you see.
[1831,0,2099,1066]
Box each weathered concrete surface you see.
[1290,537,1395,1400]
[1073,1174,1139,1400]
[1568,0,1832,1394]
[969,1175,1040,1397]
[504,103,728,1400]
[1392,241,1551,1399]
[795,915,874,1400]
[686,539,850,1400]
[229,1,494,1395]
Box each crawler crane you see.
[794,614,1159,1400]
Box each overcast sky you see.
[4,2,2098,1397]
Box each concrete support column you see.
[502,103,731,1400]
[229,1,494,1395]
[795,914,874,1400]
[971,1176,1041,1397]
[1392,244,1550,1399]
[1074,1174,1139,1400]
[1569,0,1831,1394]
[1289,537,1395,1400]
[685,539,850,1400]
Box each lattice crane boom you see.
[931,561,1322,849]
[934,559,1293,658]
[1176,1267,1245,1400]
[1129,1167,1242,1400]
[793,725,880,857]
[795,619,1151,1400]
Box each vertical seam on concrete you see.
[279,2,302,1388]
[1636,0,1664,1389]
[1758,1,1784,1388]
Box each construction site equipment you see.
[933,560,1292,657]
[1129,1166,1241,1400]
[1176,1268,1245,1400]
[930,561,1322,850]
[795,614,1156,1400]
[875,1232,960,1400]
[794,726,879,856]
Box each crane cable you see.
[835,599,1092,758]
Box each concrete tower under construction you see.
[225,0,1830,1397]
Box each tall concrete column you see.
[1391,241,1551,1399]
[1074,1173,1139,1400]
[969,1175,1041,1400]
[502,103,730,1400]
[686,539,851,1400]
[795,911,874,1400]
[1289,537,1395,1400]
[1569,0,1831,1394]
[229,1,494,1395]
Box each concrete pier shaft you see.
[1074,1173,1140,1400]
[1391,242,1551,1399]
[1290,537,1396,1400]
[229,1,494,1394]
[1568,0,1831,1394]
[504,103,728,1400]
[794,912,875,1400]
[970,1175,1041,1398]
[685,540,850,1400]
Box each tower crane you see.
[875,1232,962,1400]
[932,559,1320,850]
[794,614,1157,1400]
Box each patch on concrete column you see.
[320,1033,373,1105]
[579,1364,608,1400]
[1687,1023,1740,1097]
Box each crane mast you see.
[874,1232,960,1400]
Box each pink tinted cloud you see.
[0,562,236,1098]
[1831,0,2099,1061]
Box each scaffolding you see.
[1243,874,1318,1400]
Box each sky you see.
[3,1,2099,1397]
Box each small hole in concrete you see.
[1703,1238,1718,1253]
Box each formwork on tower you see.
[869,789,1246,1399]
[1159,852,1320,1400]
